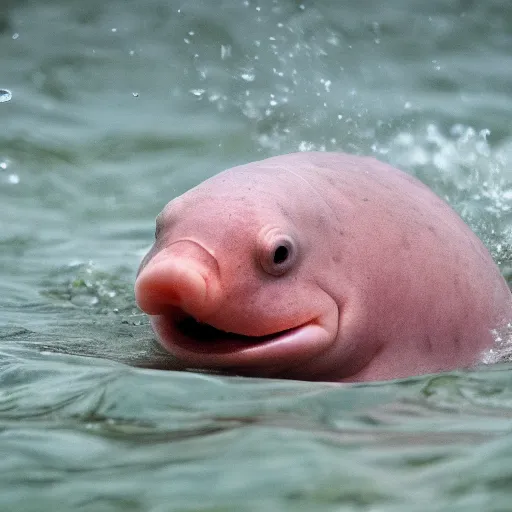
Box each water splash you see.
[378,124,512,248]
[482,324,512,364]
[0,89,12,103]
[189,88,206,98]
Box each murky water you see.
[1,0,512,510]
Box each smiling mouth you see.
[149,305,337,370]
[151,307,317,356]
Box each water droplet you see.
[190,88,205,98]
[111,28,117,32]
[0,89,12,103]
[0,161,7,170]
[129,50,135,56]
[241,70,255,82]
[221,45,232,60]
[8,174,20,184]
[299,141,315,151]
[327,34,340,46]
[404,101,412,109]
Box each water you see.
[1,0,512,510]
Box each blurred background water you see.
[1,0,512,510]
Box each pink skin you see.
[135,152,512,382]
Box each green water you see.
[1,0,512,510]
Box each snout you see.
[135,239,221,317]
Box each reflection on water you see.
[1,0,512,510]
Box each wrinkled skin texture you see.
[135,152,512,382]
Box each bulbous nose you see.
[134,240,221,317]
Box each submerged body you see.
[135,152,512,382]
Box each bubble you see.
[12,33,19,40]
[71,295,99,307]
[132,92,139,97]
[8,174,20,184]
[0,89,12,103]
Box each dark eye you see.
[273,245,289,264]
[258,231,298,277]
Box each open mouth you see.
[175,315,302,347]
[165,312,313,356]
[149,306,337,369]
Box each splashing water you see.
[483,324,512,365]
[0,89,12,103]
